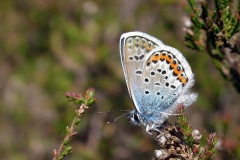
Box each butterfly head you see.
[128,110,142,126]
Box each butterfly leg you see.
[146,124,161,135]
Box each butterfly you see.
[120,31,198,135]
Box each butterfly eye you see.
[133,113,141,125]
[128,112,141,125]
[134,114,138,121]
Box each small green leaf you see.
[191,15,204,28]
[188,0,200,15]
[74,118,81,125]
[66,126,70,134]
[201,1,208,20]
[63,139,69,146]
[214,0,222,12]
[66,146,73,153]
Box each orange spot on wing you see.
[151,55,160,61]
[173,68,182,75]
[166,56,173,63]
[170,62,177,68]
[159,53,166,60]
[146,44,154,51]
[178,76,187,85]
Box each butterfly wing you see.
[120,31,164,114]
[120,32,197,126]
[141,45,197,116]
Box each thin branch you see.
[53,104,87,160]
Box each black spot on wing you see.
[145,90,149,94]
[134,55,139,61]
[144,77,149,83]
[135,70,142,75]
[170,85,176,89]
[150,71,155,76]
[139,54,144,60]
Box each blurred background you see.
[0,0,239,159]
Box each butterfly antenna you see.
[98,110,131,114]
[107,112,131,124]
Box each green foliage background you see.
[0,0,239,159]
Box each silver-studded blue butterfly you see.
[120,31,198,135]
